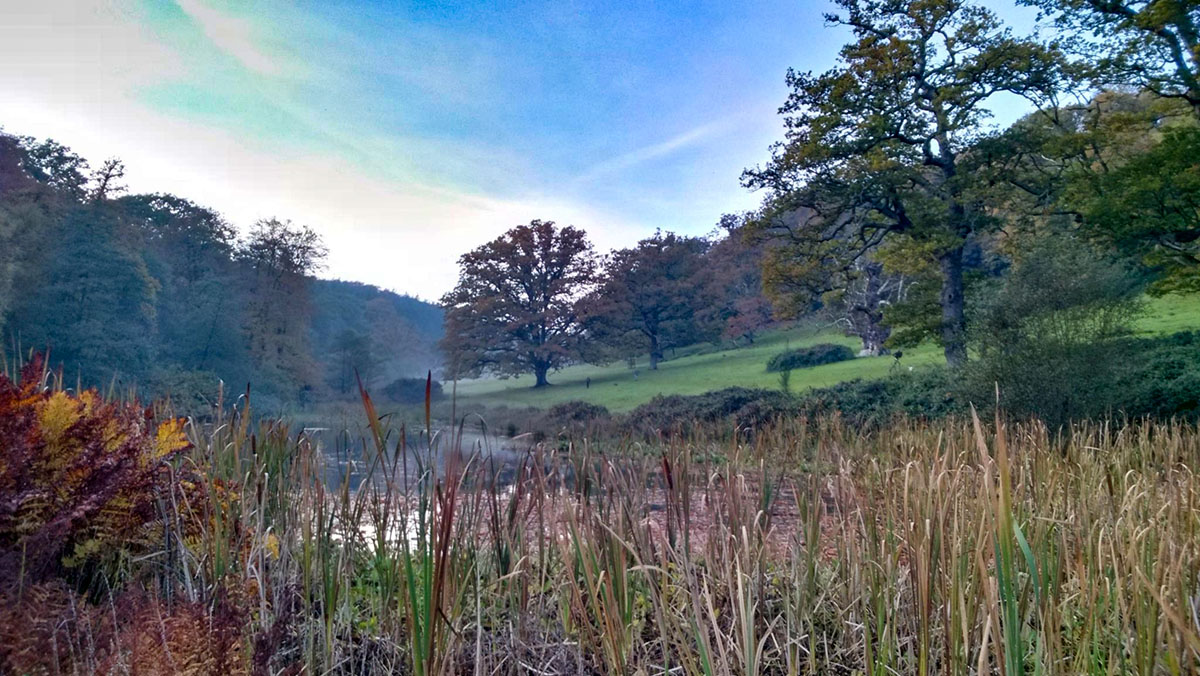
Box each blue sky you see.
[0,0,1040,298]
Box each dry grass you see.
[5,376,1200,674]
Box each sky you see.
[0,0,1041,300]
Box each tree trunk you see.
[939,245,967,368]
[648,334,662,370]
[533,362,550,387]
[859,330,886,356]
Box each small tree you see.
[441,220,596,387]
[88,158,126,203]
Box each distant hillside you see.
[0,128,444,411]
[310,279,444,394]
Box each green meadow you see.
[453,293,1200,411]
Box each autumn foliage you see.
[0,357,256,674]
[0,356,189,584]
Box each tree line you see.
[0,133,442,412]
[441,0,1200,396]
[440,219,774,386]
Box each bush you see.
[544,400,611,426]
[766,343,855,372]
[626,387,796,432]
[533,400,614,439]
[1121,330,1200,421]
[383,376,444,404]
[963,234,1145,428]
[794,368,962,427]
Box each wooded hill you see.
[0,131,442,413]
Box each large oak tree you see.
[743,0,1063,366]
[441,220,596,387]
[584,231,710,370]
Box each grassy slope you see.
[454,293,1200,412]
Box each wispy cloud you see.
[0,0,819,297]
[175,0,281,76]
[572,115,744,184]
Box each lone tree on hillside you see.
[743,0,1064,367]
[441,220,596,387]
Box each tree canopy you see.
[440,220,596,387]
[0,131,443,412]
[744,0,1065,366]
[584,231,712,370]
[1025,0,1200,113]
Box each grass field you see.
[454,292,1200,411]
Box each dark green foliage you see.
[765,343,855,372]
[544,400,611,426]
[1073,126,1200,293]
[9,204,158,385]
[151,367,223,419]
[790,333,1200,427]
[1121,331,1200,421]
[383,376,444,405]
[0,130,443,407]
[962,236,1145,427]
[794,369,963,427]
[627,387,796,432]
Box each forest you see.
[0,132,443,413]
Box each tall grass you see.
[3,371,1200,673]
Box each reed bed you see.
[4,378,1200,674]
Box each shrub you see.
[1121,330,1200,421]
[383,375,444,404]
[626,387,796,432]
[766,343,855,372]
[794,368,962,426]
[544,400,610,426]
[0,356,192,587]
[963,234,1145,427]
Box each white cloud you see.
[175,0,282,76]
[0,0,727,299]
